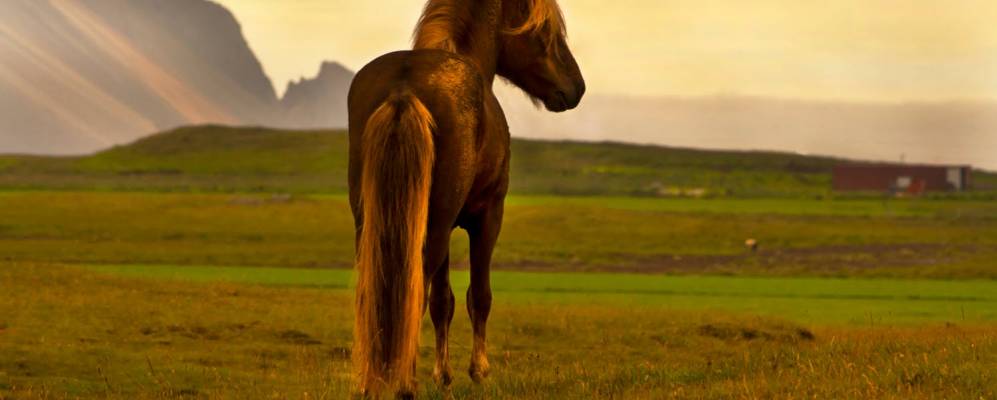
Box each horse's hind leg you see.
[466,201,503,383]
[429,253,455,387]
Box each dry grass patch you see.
[1,264,994,399]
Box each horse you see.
[347,0,584,396]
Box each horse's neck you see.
[461,2,500,84]
[413,0,502,82]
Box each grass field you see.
[1,194,994,398]
[2,126,995,398]
[2,264,996,399]
[1,191,994,278]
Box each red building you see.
[832,163,972,193]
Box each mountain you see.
[279,62,353,129]
[0,0,281,154]
[0,0,353,156]
[2,0,993,171]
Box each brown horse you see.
[347,0,584,396]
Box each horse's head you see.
[498,0,585,112]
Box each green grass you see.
[4,125,994,197]
[83,264,997,325]
[2,263,995,399]
[2,191,994,278]
[1,188,993,398]
[4,125,996,398]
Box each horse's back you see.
[349,49,485,129]
[347,50,488,228]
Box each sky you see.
[215,0,997,102]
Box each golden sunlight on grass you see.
[2,264,994,399]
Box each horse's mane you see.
[413,0,566,53]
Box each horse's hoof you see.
[395,389,416,400]
[468,363,490,383]
[434,368,454,387]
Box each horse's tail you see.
[353,89,435,395]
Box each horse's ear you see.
[502,0,566,57]
[504,0,565,34]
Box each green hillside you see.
[1,125,993,196]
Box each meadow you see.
[1,190,995,398]
[1,191,995,278]
[1,126,996,398]
[2,264,996,399]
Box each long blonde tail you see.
[353,89,435,395]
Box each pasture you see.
[2,263,996,399]
[0,191,995,278]
[1,127,995,398]
[1,190,996,398]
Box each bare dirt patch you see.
[492,243,970,275]
[277,329,322,345]
[697,322,815,343]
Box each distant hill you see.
[0,0,352,155]
[2,125,993,196]
[497,90,997,171]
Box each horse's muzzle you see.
[546,79,585,112]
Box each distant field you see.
[504,195,997,217]
[3,125,994,197]
[1,191,995,278]
[2,264,995,399]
